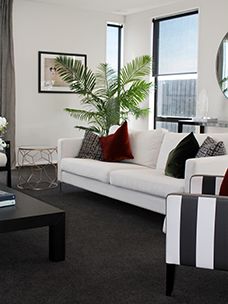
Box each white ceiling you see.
[27,0,183,15]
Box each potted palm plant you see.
[55,55,152,136]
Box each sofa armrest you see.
[184,155,228,192]
[58,137,83,160]
[57,137,83,180]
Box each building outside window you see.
[153,11,198,131]
[106,23,123,74]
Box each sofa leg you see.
[166,264,176,296]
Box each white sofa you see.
[58,130,228,215]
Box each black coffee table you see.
[0,186,65,262]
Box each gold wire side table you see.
[17,146,58,190]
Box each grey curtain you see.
[0,0,15,166]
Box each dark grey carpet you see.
[0,169,227,303]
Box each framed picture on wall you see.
[38,51,87,93]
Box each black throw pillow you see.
[77,130,103,160]
[165,132,199,179]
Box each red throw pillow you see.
[219,168,228,196]
[99,121,134,162]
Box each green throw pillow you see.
[165,132,199,179]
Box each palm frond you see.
[129,107,150,119]
[119,81,152,110]
[96,63,117,86]
[74,125,102,134]
[119,55,152,86]
[64,108,102,121]
[95,63,118,99]
[220,77,228,85]
[55,56,96,93]
[105,98,120,128]
[56,55,152,136]
[80,94,105,108]
[65,108,109,134]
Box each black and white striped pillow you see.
[166,194,228,270]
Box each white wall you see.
[13,0,123,149]
[14,0,228,145]
[124,0,228,130]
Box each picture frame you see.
[38,51,87,93]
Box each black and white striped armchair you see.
[166,174,226,296]
[189,174,223,195]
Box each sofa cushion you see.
[61,158,144,183]
[157,132,228,171]
[156,132,206,171]
[165,132,199,179]
[212,141,226,156]
[77,130,103,160]
[99,121,133,162]
[110,168,185,198]
[126,128,166,168]
[200,134,228,152]
[196,136,226,157]
[157,133,190,171]
[109,126,167,168]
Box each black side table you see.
[177,119,228,134]
[177,120,206,133]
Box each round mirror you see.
[216,32,228,98]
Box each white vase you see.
[0,152,7,167]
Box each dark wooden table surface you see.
[0,186,65,262]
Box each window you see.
[106,24,123,73]
[222,38,228,94]
[153,11,198,131]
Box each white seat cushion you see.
[61,158,144,183]
[110,168,185,198]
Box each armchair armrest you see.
[166,193,228,269]
[57,137,83,180]
[189,174,224,195]
[184,155,228,192]
[163,173,224,233]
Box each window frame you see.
[152,10,199,129]
[107,23,123,75]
